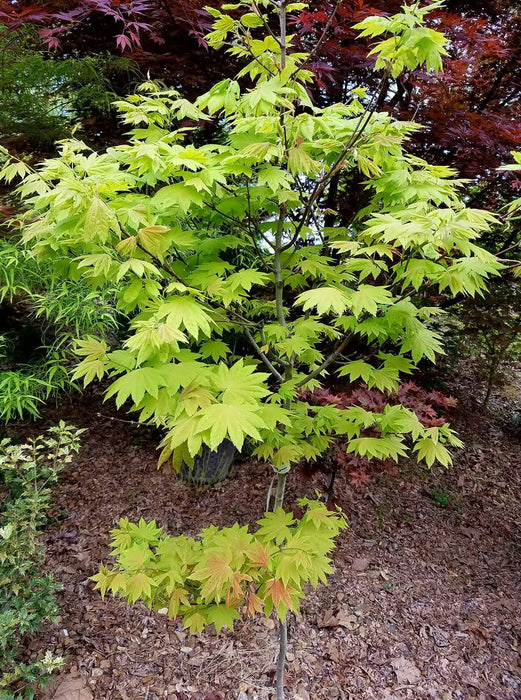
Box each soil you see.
[10,364,521,700]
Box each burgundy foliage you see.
[303,382,457,487]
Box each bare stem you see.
[279,0,287,70]
[273,472,287,510]
[276,619,288,700]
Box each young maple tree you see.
[1,1,502,696]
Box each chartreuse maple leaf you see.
[256,508,295,545]
[93,500,346,631]
[295,287,352,316]
[205,604,241,633]
[195,401,268,451]
[104,366,164,407]
[125,572,158,604]
[71,336,110,386]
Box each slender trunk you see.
[484,359,499,408]
[273,13,290,699]
[273,471,287,509]
[276,619,288,700]
[325,459,338,505]
[279,1,287,70]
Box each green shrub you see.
[0,239,120,422]
[0,25,134,146]
[0,422,83,698]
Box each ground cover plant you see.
[0,422,82,698]
[0,1,503,696]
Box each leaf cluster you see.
[92,499,346,633]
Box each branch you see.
[296,332,354,388]
[243,327,285,382]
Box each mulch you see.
[10,364,521,700]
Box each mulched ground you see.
[11,363,521,700]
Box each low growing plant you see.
[0,422,83,699]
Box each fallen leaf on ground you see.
[52,676,93,700]
[390,657,421,684]
[352,557,370,572]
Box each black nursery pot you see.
[179,439,237,486]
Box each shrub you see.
[0,239,119,422]
[0,422,83,698]
[303,381,458,490]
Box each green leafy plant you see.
[0,25,134,146]
[0,422,83,698]
[1,1,503,696]
[2,2,499,482]
[445,150,521,408]
[450,282,521,407]
[428,487,453,508]
[92,499,346,632]
[0,239,119,422]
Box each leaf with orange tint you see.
[246,540,271,568]
[225,571,251,605]
[264,578,294,608]
[192,551,233,600]
[246,590,264,616]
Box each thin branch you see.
[296,332,354,387]
[244,326,285,382]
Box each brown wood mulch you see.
[10,365,521,700]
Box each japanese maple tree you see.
[1,1,502,696]
[3,0,519,208]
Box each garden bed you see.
[11,367,521,700]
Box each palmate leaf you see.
[263,578,293,607]
[167,587,190,618]
[154,296,215,340]
[205,604,241,633]
[296,287,351,316]
[413,437,452,467]
[118,543,153,571]
[400,323,444,363]
[257,164,292,192]
[124,572,157,603]
[197,402,267,451]
[105,366,164,407]
[347,435,408,461]
[348,285,393,317]
[191,550,233,601]
[256,508,295,545]
[71,358,106,386]
[212,360,270,405]
[151,181,204,213]
[274,547,310,586]
[183,612,207,634]
[200,339,229,362]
